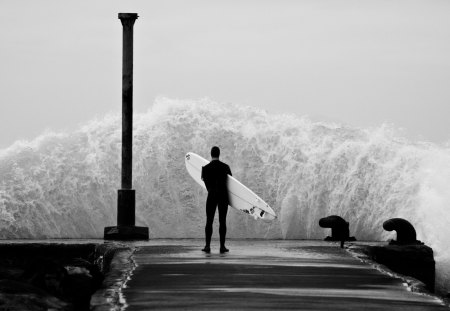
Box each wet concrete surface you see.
[122,240,448,310]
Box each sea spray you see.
[0,97,450,291]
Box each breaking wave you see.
[1,98,450,291]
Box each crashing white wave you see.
[1,97,450,290]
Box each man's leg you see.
[204,194,217,252]
[218,199,229,253]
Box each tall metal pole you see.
[119,13,137,191]
[104,13,148,240]
[117,13,137,227]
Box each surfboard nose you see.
[264,213,277,221]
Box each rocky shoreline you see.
[0,242,134,311]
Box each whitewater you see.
[0,98,450,292]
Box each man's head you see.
[211,146,220,158]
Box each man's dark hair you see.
[211,146,220,158]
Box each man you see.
[201,146,232,253]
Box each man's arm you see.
[201,166,209,191]
[227,165,232,176]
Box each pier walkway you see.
[122,240,447,310]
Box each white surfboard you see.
[185,152,277,221]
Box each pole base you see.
[104,226,149,240]
[117,189,135,226]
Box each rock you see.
[0,243,127,310]
[62,257,105,309]
[0,279,72,311]
[67,257,103,288]
[63,273,95,310]
[22,258,68,298]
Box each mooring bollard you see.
[319,215,356,248]
[382,218,420,245]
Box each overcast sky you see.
[1,0,450,148]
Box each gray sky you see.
[1,0,450,148]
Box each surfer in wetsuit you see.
[201,146,232,254]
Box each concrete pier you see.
[121,240,447,310]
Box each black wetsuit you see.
[201,159,232,248]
